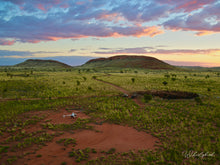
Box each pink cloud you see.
[177,0,216,12]
[163,3,220,35]
[0,39,15,46]
[156,0,217,12]
[112,26,164,38]
[37,4,46,11]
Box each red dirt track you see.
[73,123,157,152]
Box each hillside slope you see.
[82,55,175,69]
[15,59,72,68]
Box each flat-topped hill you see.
[82,55,175,69]
[15,59,72,68]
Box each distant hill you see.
[15,59,72,68]
[82,55,175,69]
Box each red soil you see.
[16,123,158,165]
[3,107,158,165]
[73,123,157,152]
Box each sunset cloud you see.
[0,39,15,46]
[156,0,217,12]
[0,0,219,45]
[163,2,220,35]
[0,14,164,43]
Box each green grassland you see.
[0,68,219,164]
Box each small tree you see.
[163,81,168,86]
[76,80,80,86]
[195,97,203,105]
[131,78,135,83]
[164,74,170,78]
[144,94,152,103]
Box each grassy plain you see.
[0,67,219,164]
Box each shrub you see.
[164,74,170,78]
[106,148,116,154]
[131,78,135,83]
[163,81,168,86]
[76,80,80,86]
[194,97,203,105]
[144,94,152,103]
[36,154,42,157]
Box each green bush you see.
[144,94,152,103]
[194,97,203,105]
[163,81,168,86]
[164,74,170,78]
[131,78,135,83]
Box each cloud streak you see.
[94,47,220,56]
[0,50,61,58]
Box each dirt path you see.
[94,77,146,108]
[94,78,129,95]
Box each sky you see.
[0,0,220,67]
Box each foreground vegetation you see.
[0,68,219,164]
